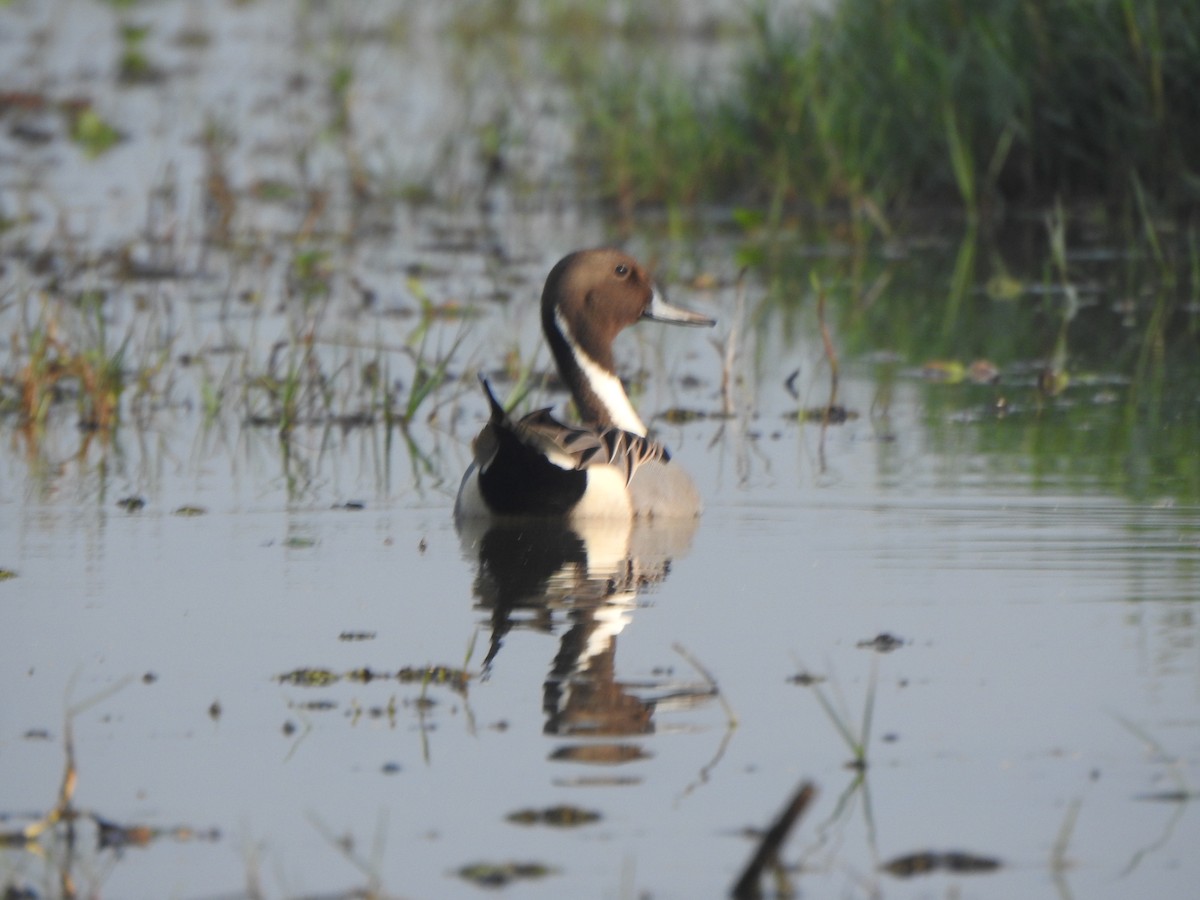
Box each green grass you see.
[567,0,1200,218]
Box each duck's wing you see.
[478,376,669,486]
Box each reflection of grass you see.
[1113,713,1195,876]
[807,659,876,771]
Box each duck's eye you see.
[614,264,629,277]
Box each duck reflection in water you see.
[458,515,712,750]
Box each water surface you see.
[1,2,1197,899]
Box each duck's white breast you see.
[567,465,635,519]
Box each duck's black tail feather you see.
[478,374,507,422]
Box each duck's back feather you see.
[457,378,692,520]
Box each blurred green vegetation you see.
[567,0,1200,218]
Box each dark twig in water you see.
[731,780,818,899]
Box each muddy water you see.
[2,3,1198,899]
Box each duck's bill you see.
[644,287,717,327]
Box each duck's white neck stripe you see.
[554,308,647,436]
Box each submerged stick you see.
[731,780,818,899]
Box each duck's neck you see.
[548,307,647,436]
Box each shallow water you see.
[2,2,1199,899]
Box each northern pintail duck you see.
[455,248,715,521]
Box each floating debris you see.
[919,359,966,382]
[857,633,906,653]
[917,359,1001,385]
[968,360,1001,383]
[94,814,220,851]
[552,775,642,787]
[1136,790,1199,803]
[506,805,601,827]
[173,505,207,517]
[295,699,337,712]
[881,850,1002,878]
[284,535,317,548]
[787,671,825,686]
[456,861,556,888]
[116,496,146,511]
[0,568,16,581]
[208,700,221,720]
[278,668,339,687]
[396,665,469,692]
[791,404,858,424]
[338,631,376,642]
[276,664,470,693]
[1037,367,1070,397]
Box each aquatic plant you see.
[803,658,877,771]
[12,295,130,433]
